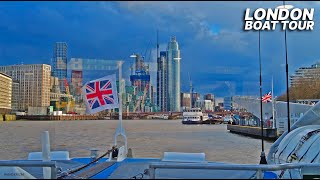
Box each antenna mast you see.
[189,72,192,109]
[157,29,159,59]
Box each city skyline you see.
[1,1,320,97]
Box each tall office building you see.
[224,96,233,111]
[157,37,181,112]
[191,92,201,108]
[167,36,181,112]
[52,42,68,93]
[11,81,20,112]
[0,64,51,111]
[0,72,12,114]
[180,92,191,110]
[157,51,168,111]
[204,93,215,108]
[204,94,214,102]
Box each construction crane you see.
[134,83,149,113]
[140,83,150,112]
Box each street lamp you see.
[276,2,294,133]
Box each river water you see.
[0,120,273,164]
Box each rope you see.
[130,169,149,179]
[57,149,113,179]
[130,173,144,179]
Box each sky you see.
[0,1,319,98]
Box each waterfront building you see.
[214,97,224,111]
[50,76,60,93]
[204,93,215,108]
[180,92,191,110]
[52,42,68,93]
[204,93,214,102]
[0,64,51,111]
[11,81,19,112]
[290,62,320,87]
[124,85,136,112]
[157,51,168,111]
[69,58,120,85]
[195,99,214,112]
[191,92,201,108]
[224,96,233,111]
[49,76,74,113]
[71,70,83,102]
[0,72,12,114]
[167,36,181,112]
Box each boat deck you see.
[13,158,257,179]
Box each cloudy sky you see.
[0,1,319,97]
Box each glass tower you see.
[52,42,68,93]
[167,36,181,112]
[157,51,168,111]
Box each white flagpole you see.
[272,76,276,129]
[119,61,123,132]
[113,61,127,155]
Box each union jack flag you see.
[262,91,272,103]
[82,74,119,114]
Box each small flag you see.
[82,74,119,114]
[262,91,272,103]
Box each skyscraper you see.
[167,36,181,112]
[157,36,181,112]
[52,42,68,93]
[157,51,168,111]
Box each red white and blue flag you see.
[262,91,272,103]
[82,74,119,114]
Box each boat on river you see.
[181,107,209,124]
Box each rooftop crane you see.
[140,83,150,112]
[133,83,149,113]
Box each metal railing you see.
[0,160,57,179]
[148,162,320,179]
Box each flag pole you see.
[272,76,276,129]
[119,61,123,132]
[113,60,127,155]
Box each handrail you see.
[0,160,57,179]
[148,162,320,179]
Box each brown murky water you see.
[0,120,272,164]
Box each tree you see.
[277,73,320,101]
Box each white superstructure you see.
[182,107,208,124]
